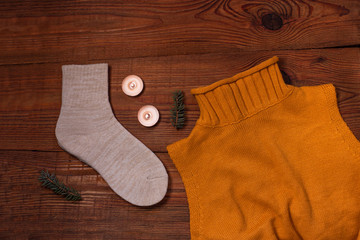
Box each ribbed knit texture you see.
[56,63,168,206]
[167,56,360,239]
[192,56,292,126]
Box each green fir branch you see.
[170,90,185,129]
[38,169,82,201]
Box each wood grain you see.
[0,49,359,152]
[0,0,359,239]
[0,151,190,240]
[0,0,358,64]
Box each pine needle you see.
[170,90,185,129]
[38,169,82,201]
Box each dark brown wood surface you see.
[0,0,359,239]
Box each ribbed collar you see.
[191,56,294,126]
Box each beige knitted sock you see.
[55,63,168,206]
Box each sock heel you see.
[55,112,91,159]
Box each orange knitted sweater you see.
[167,56,360,239]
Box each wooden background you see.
[0,0,359,239]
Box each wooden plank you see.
[0,49,359,152]
[0,150,190,240]
[0,0,359,64]
[0,1,358,239]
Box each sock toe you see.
[139,175,168,207]
[131,165,168,206]
[104,159,168,207]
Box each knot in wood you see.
[262,13,283,30]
